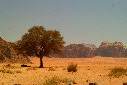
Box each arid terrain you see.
[0,56,127,85]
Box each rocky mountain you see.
[64,43,96,57]
[51,43,97,58]
[0,37,30,63]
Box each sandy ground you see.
[0,56,127,85]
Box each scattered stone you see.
[89,82,97,85]
[13,84,21,85]
[21,64,31,67]
[86,80,89,82]
[123,82,127,85]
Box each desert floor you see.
[0,56,127,85]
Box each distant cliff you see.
[51,42,127,58]
[50,43,97,58]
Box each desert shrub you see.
[67,63,77,72]
[15,70,22,73]
[48,66,56,71]
[62,78,77,84]
[43,76,76,85]
[4,64,19,69]
[4,64,14,68]
[0,65,22,74]
[0,69,22,74]
[108,67,127,78]
[43,76,61,85]
[0,69,14,74]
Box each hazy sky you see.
[0,0,127,46]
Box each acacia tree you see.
[17,26,65,68]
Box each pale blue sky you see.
[0,0,127,46]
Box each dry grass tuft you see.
[43,75,76,85]
[0,65,22,74]
[26,67,37,71]
[43,76,62,85]
[108,67,127,78]
[0,69,14,74]
[48,66,56,71]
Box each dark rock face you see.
[0,37,12,61]
[0,37,30,63]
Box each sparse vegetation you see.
[43,76,62,85]
[67,63,77,72]
[26,67,37,71]
[0,65,22,74]
[0,69,14,74]
[48,66,56,71]
[108,67,127,78]
[0,68,22,74]
[43,75,76,85]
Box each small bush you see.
[108,67,127,78]
[67,63,77,72]
[60,77,76,84]
[48,66,56,71]
[43,76,76,85]
[43,76,61,85]
[4,64,15,69]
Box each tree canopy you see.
[17,25,65,68]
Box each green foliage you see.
[17,25,65,67]
[67,63,77,72]
[108,67,127,78]
[17,25,65,57]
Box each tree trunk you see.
[39,56,43,68]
